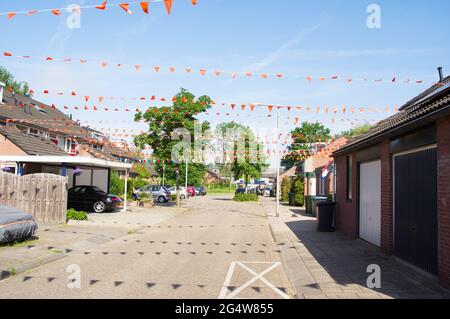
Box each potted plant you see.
[73,168,83,177]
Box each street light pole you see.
[185,156,188,190]
[162,164,165,186]
[276,106,280,218]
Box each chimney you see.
[0,81,5,104]
[438,67,444,82]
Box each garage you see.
[359,160,381,246]
[394,147,438,274]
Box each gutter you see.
[333,104,450,157]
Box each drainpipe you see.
[122,169,128,213]
[61,164,67,177]
[107,168,111,194]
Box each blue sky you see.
[1,0,449,163]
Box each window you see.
[346,156,353,200]
[28,128,39,137]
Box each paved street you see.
[0,195,294,299]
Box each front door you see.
[394,148,438,274]
[359,160,381,246]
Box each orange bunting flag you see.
[101,62,108,68]
[99,96,104,102]
[140,2,149,14]
[241,105,246,111]
[250,104,255,111]
[192,0,197,5]
[164,0,173,15]
[71,91,77,96]
[245,72,252,77]
[135,64,141,70]
[214,70,221,77]
[169,67,176,73]
[185,67,192,73]
[119,3,132,14]
[51,9,62,16]
[294,117,299,125]
[231,73,238,79]
[230,104,236,110]
[3,52,12,57]
[261,74,268,79]
[267,105,274,113]
[84,96,90,102]
[7,12,16,20]
[96,1,107,10]
[26,10,39,16]
[199,69,207,76]
[154,66,160,72]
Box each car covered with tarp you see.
[0,206,38,244]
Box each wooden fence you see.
[0,172,68,224]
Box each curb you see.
[260,201,321,299]
[0,252,67,281]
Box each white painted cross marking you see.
[218,261,290,299]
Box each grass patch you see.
[206,186,236,194]
[233,193,259,202]
[0,237,39,248]
[66,208,88,221]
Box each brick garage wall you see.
[334,154,358,237]
[380,141,394,255]
[437,115,450,285]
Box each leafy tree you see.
[291,176,305,206]
[282,122,331,169]
[281,177,291,202]
[339,124,372,139]
[134,89,212,187]
[0,66,31,96]
[216,122,268,185]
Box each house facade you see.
[304,137,347,196]
[0,82,134,194]
[333,72,450,285]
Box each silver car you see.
[168,187,188,200]
[133,185,171,204]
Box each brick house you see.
[332,70,450,285]
[304,137,347,196]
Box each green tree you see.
[216,122,268,185]
[0,66,31,96]
[281,177,291,202]
[134,89,212,187]
[339,124,372,139]
[282,122,331,169]
[291,176,305,206]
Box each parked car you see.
[186,186,197,197]
[235,188,247,195]
[168,187,188,200]
[133,185,171,204]
[196,187,207,196]
[68,186,122,213]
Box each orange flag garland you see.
[164,0,173,15]
[140,2,149,14]
[119,3,132,14]
[96,1,108,10]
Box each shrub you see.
[281,177,291,202]
[67,208,88,221]
[233,193,259,202]
[291,176,305,207]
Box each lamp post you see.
[276,106,280,218]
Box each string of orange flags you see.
[9,92,401,114]
[3,102,399,117]
[2,51,436,86]
[0,1,197,19]
[28,87,402,113]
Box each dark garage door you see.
[394,148,437,274]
